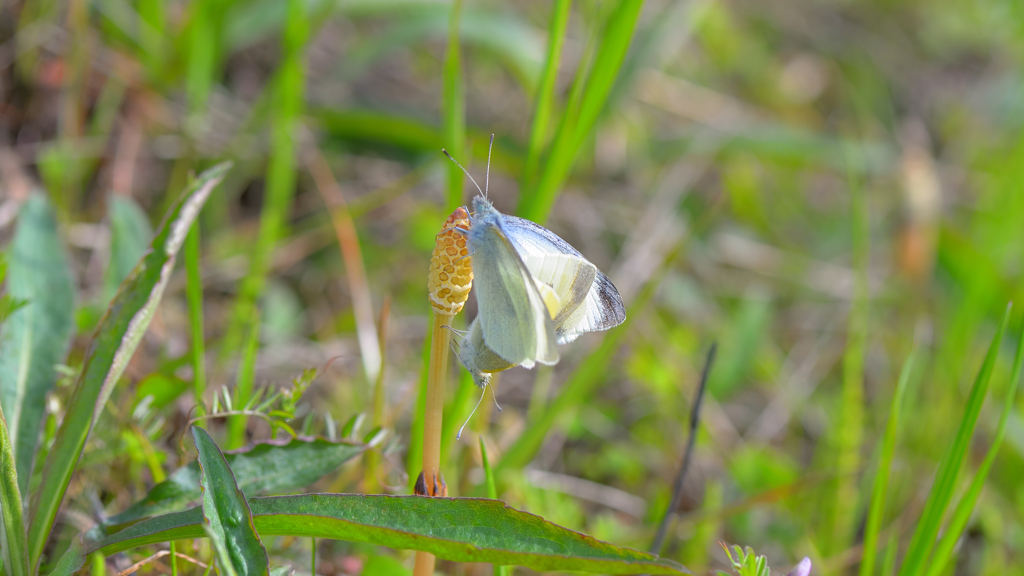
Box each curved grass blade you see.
[0,194,75,495]
[26,162,231,572]
[923,321,1024,576]
[860,351,916,576]
[90,494,688,575]
[102,435,373,530]
[0,405,30,576]
[898,303,1011,576]
[192,426,269,576]
[522,0,570,192]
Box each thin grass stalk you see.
[304,143,380,384]
[413,312,454,576]
[479,438,510,576]
[828,146,869,554]
[522,0,571,193]
[923,321,1024,576]
[860,351,917,576]
[443,0,466,210]
[227,312,260,449]
[185,224,206,405]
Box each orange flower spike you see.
[428,206,473,316]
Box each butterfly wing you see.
[470,218,559,367]
[503,216,626,343]
[521,252,596,330]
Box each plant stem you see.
[413,311,454,576]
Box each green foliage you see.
[716,545,770,576]
[90,494,687,574]
[25,162,230,572]
[193,426,270,576]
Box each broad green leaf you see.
[104,196,154,304]
[0,194,75,496]
[102,435,372,530]
[90,494,688,574]
[193,426,269,576]
[0,406,29,576]
[26,162,231,572]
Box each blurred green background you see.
[2,0,1024,573]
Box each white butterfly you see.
[444,139,625,390]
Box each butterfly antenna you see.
[457,386,488,440]
[442,149,484,198]
[484,134,494,198]
[488,380,503,412]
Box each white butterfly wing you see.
[503,216,626,343]
[469,216,559,367]
[520,252,596,332]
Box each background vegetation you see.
[1,0,1024,574]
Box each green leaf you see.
[90,494,689,574]
[42,537,85,576]
[898,303,1011,576]
[104,196,154,304]
[0,406,30,576]
[192,426,269,576]
[0,194,76,496]
[26,162,231,572]
[101,435,372,530]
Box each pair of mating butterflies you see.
[446,147,626,399]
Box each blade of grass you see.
[0,405,30,576]
[521,0,645,222]
[443,0,465,209]
[897,303,1012,576]
[26,163,230,572]
[185,224,207,405]
[479,437,510,576]
[522,0,571,192]
[860,351,917,576]
[221,0,307,364]
[923,321,1024,576]
[228,311,261,449]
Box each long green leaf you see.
[42,537,85,576]
[193,426,269,576]
[898,303,1011,576]
[924,322,1024,576]
[0,194,75,496]
[0,406,29,576]
[102,435,371,530]
[860,351,916,576]
[522,0,570,192]
[90,494,688,575]
[522,0,645,222]
[26,162,231,572]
